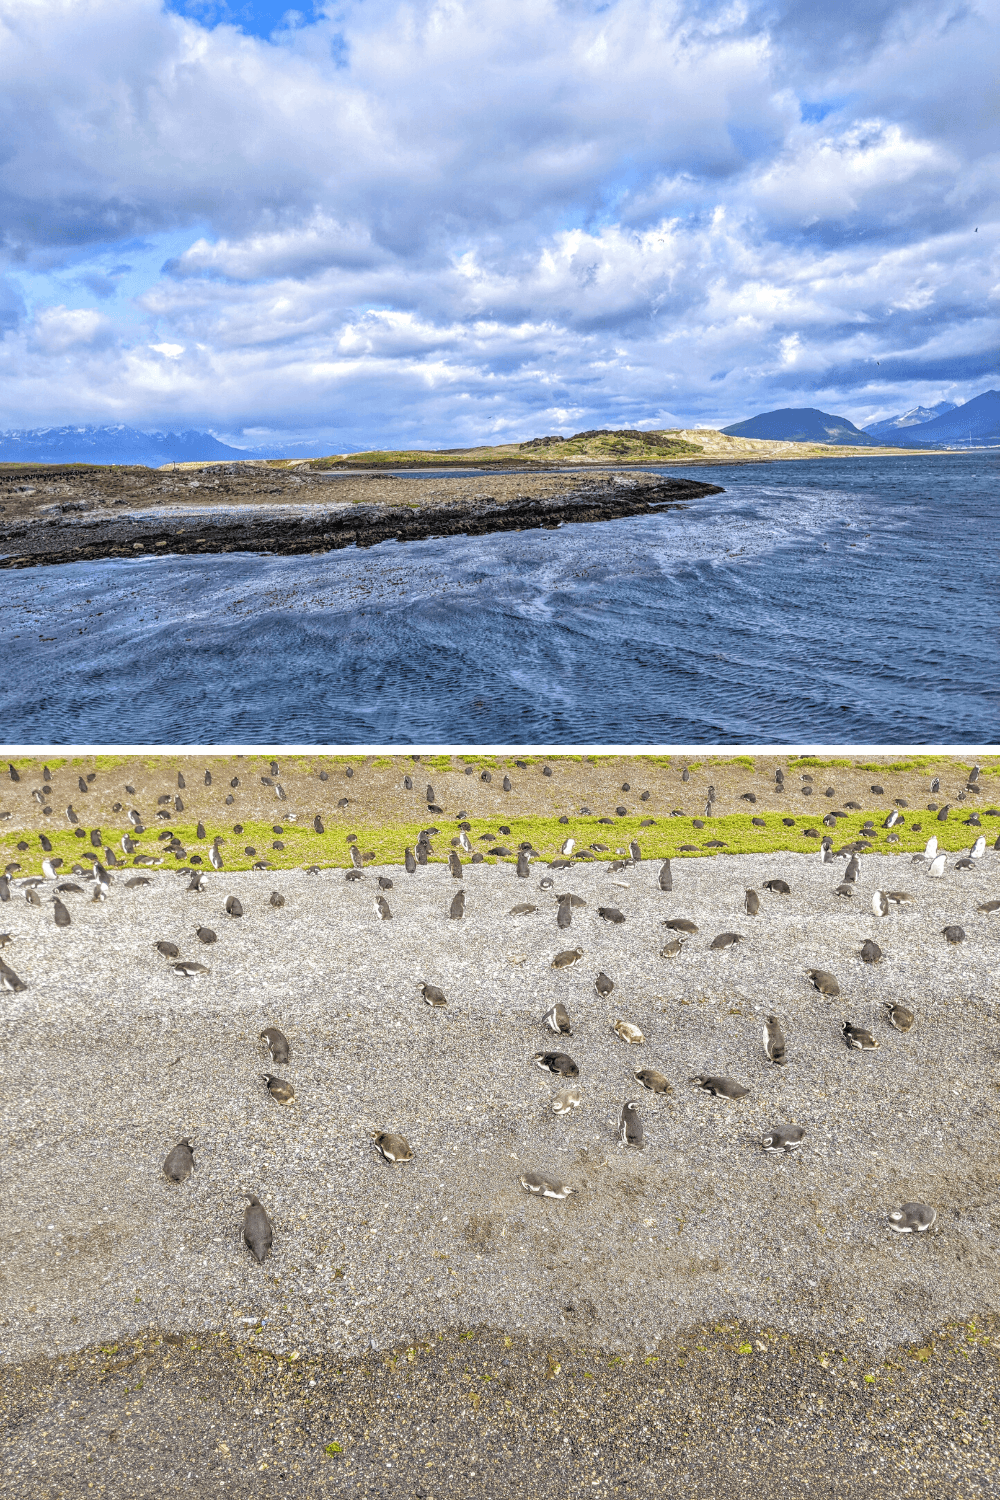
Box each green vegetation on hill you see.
[292,427,704,470]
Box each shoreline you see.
[0,473,721,570]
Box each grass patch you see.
[2,808,989,878]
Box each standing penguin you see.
[517,851,530,879]
[658,860,672,892]
[449,890,465,920]
[619,1100,643,1148]
[405,847,417,874]
[762,1015,787,1065]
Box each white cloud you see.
[0,0,995,439]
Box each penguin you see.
[52,898,71,928]
[373,1132,413,1163]
[209,841,223,871]
[884,810,901,828]
[977,899,1000,915]
[872,890,890,917]
[927,854,946,878]
[619,1100,643,1147]
[449,890,465,920]
[835,883,855,897]
[261,1027,290,1063]
[744,889,760,916]
[262,1074,295,1105]
[121,836,137,856]
[970,836,986,859]
[612,1019,645,1045]
[888,1202,936,1233]
[551,1087,582,1115]
[534,1052,579,1078]
[351,845,364,870]
[860,939,882,963]
[375,894,392,920]
[710,932,742,950]
[405,848,417,874]
[538,876,554,890]
[763,1015,786,1065]
[930,777,940,794]
[41,857,57,880]
[763,879,790,895]
[25,888,41,907]
[270,891,285,908]
[664,918,698,933]
[557,893,587,908]
[421,983,447,1007]
[543,1002,572,1036]
[172,961,209,978]
[658,860,672,892]
[187,871,208,892]
[762,1124,805,1154]
[556,895,573,930]
[628,841,641,863]
[937,805,951,822]
[156,940,180,958]
[459,830,472,854]
[955,857,975,871]
[163,1140,195,1182]
[243,1195,273,1263]
[516,851,530,878]
[690,1075,749,1099]
[560,838,575,856]
[886,891,914,905]
[225,896,243,917]
[597,907,626,923]
[843,1022,879,1050]
[942,925,965,943]
[922,836,938,859]
[124,877,151,890]
[634,1068,671,1094]
[449,851,463,879]
[520,1172,577,1199]
[196,926,217,945]
[660,937,684,958]
[843,857,859,883]
[509,903,537,915]
[551,949,583,969]
[0,959,28,992]
[595,971,614,996]
[885,1003,914,1032]
[0,876,9,902]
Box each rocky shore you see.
[0,468,722,569]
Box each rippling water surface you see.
[2,454,996,743]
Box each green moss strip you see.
[2,809,990,877]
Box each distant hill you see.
[864,402,956,440]
[0,425,254,467]
[869,390,1000,448]
[720,408,881,445]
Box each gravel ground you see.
[2,1317,997,1498]
[2,848,998,1380]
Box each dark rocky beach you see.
[0,466,721,569]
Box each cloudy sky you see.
[0,0,995,449]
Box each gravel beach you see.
[1,766,999,1495]
[2,848,997,1370]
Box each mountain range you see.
[722,390,1000,448]
[0,425,257,466]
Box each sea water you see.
[1,453,996,743]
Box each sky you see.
[0,0,996,450]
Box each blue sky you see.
[0,0,996,449]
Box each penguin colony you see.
[2,758,996,1281]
